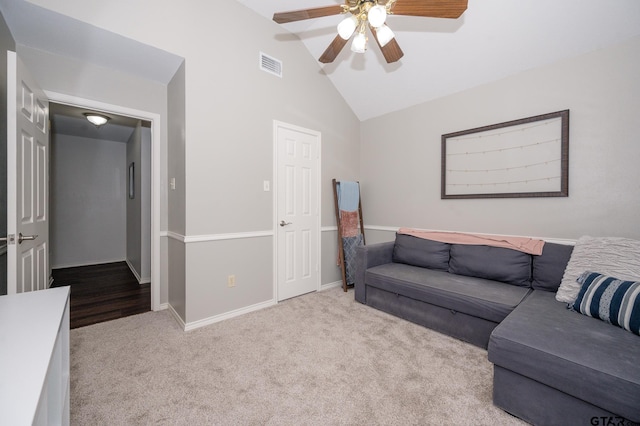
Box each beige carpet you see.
[70,287,526,425]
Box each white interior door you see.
[275,121,320,301]
[6,51,50,294]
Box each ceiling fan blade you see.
[319,35,348,63]
[370,27,404,63]
[390,0,468,19]
[273,5,343,24]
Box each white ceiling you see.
[237,0,640,120]
[0,0,183,85]
[0,0,177,142]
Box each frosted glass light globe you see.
[376,24,395,47]
[84,113,110,126]
[367,5,387,28]
[337,16,358,40]
[351,32,367,53]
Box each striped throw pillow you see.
[572,271,640,336]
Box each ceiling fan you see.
[273,0,468,64]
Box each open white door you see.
[6,51,50,294]
[275,121,320,301]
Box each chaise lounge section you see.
[489,290,640,424]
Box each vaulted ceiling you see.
[0,0,181,140]
[238,0,640,120]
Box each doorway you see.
[49,103,150,275]
[46,92,162,312]
[47,99,157,324]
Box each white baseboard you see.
[51,258,126,270]
[167,304,186,329]
[157,303,169,311]
[170,284,343,332]
[170,284,345,332]
[321,281,342,291]
[125,260,151,284]
[183,298,277,332]
[126,260,141,282]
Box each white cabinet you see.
[0,286,71,425]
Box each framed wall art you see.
[441,110,569,199]
[129,162,135,199]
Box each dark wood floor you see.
[51,262,150,329]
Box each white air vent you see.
[259,52,282,78]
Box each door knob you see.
[279,220,292,227]
[18,233,38,244]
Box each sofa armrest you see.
[354,241,395,303]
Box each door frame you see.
[45,91,162,311]
[272,120,322,302]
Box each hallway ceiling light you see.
[84,113,110,127]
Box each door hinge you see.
[0,234,16,245]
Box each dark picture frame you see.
[441,110,569,199]
[128,162,135,199]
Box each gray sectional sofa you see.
[354,233,640,425]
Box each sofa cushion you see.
[488,290,640,422]
[392,233,450,271]
[365,263,531,323]
[531,242,573,292]
[556,236,640,304]
[449,244,531,287]
[572,271,640,336]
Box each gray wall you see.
[321,229,342,287]
[125,122,151,283]
[50,134,127,268]
[63,0,362,324]
[126,124,141,276]
[360,36,640,241]
[166,60,186,317]
[169,1,360,324]
[0,11,15,295]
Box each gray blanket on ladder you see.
[342,234,363,285]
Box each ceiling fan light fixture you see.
[351,32,367,53]
[273,0,468,65]
[84,113,110,127]
[376,24,395,47]
[367,5,387,28]
[337,15,358,40]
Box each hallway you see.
[51,262,150,329]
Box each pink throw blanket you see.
[340,210,359,238]
[398,228,545,255]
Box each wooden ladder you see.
[332,179,365,292]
